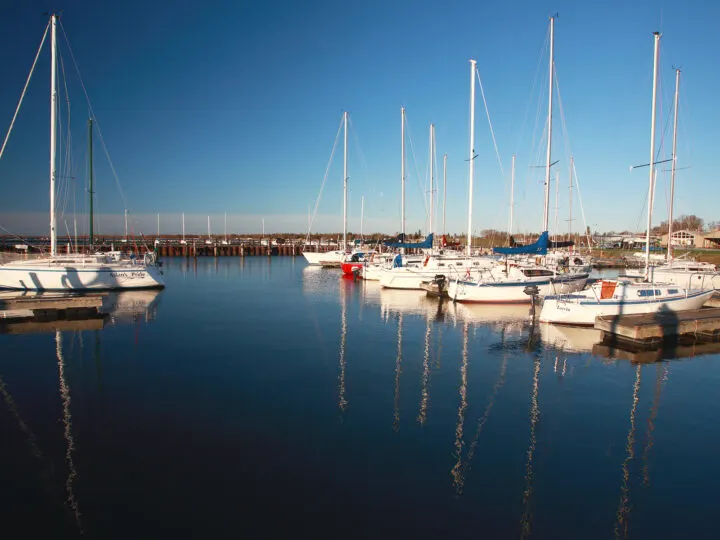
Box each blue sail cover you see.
[493,231,548,255]
[383,233,434,249]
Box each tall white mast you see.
[543,16,555,232]
[667,68,681,262]
[401,106,406,238]
[224,212,228,242]
[509,154,515,241]
[429,123,435,241]
[157,213,160,238]
[568,155,573,240]
[207,215,211,240]
[644,32,661,277]
[443,154,447,236]
[360,195,364,239]
[50,14,58,256]
[124,209,128,241]
[182,212,185,242]
[554,170,560,239]
[467,59,477,256]
[343,111,348,252]
[442,153,447,237]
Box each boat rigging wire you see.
[304,114,344,244]
[0,21,50,160]
[60,21,127,211]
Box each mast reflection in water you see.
[2,257,720,539]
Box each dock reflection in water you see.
[0,288,163,537]
[2,257,720,539]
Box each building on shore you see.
[660,229,720,249]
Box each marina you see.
[2,3,720,539]
[2,256,720,539]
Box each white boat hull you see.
[0,259,165,290]
[447,273,588,303]
[539,287,715,326]
[379,268,450,290]
[378,257,497,289]
[302,250,346,266]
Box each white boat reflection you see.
[302,265,344,298]
[448,302,532,334]
[100,289,162,324]
[539,324,602,353]
[362,281,446,320]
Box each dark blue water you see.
[2,256,719,539]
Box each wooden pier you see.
[594,307,720,345]
[0,293,107,334]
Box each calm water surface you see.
[2,256,720,539]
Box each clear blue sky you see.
[0,0,717,237]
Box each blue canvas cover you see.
[493,231,548,255]
[383,233,434,249]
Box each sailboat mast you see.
[50,14,58,257]
[182,212,185,242]
[429,123,435,241]
[443,153,447,237]
[467,59,477,256]
[667,68,680,262]
[343,111,348,252]
[88,118,94,248]
[224,212,227,242]
[568,155,573,240]
[543,16,555,233]
[554,170,560,240]
[208,215,211,239]
[124,209,128,241]
[645,32,661,276]
[360,195,364,239]
[509,154,515,242]
[157,213,160,238]
[401,106,406,238]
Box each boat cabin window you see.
[667,289,679,294]
[637,289,656,297]
[472,262,480,266]
[523,269,554,277]
[438,263,445,267]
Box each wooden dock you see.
[0,292,105,312]
[594,307,720,344]
[0,293,107,334]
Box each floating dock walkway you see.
[594,307,720,346]
[0,293,107,334]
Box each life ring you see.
[423,255,430,267]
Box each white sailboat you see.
[621,69,719,290]
[0,15,164,291]
[303,112,350,266]
[447,19,588,303]
[376,88,498,289]
[540,33,714,325]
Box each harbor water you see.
[2,256,720,539]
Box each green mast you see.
[88,118,94,249]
